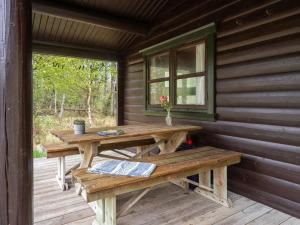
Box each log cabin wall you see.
[122,0,300,218]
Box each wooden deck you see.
[34,152,300,225]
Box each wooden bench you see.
[42,136,155,190]
[72,146,241,225]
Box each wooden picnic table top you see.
[51,124,202,144]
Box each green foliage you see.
[32,53,117,147]
[33,115,115,146]
[32,53,117,117]
[73,119,85,125]
[33,149,46,158]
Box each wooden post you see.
[117,58,125,126]
[160,131,187,154]
[199,170,211,188]
[0,0,32,224]
[213,167,229,203]
[194,167,232,207]
[91,196,117,225]
[105,197,117,225]
[136,146,142,158]
[78,142,99,168]
[56,156,69,190]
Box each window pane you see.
[176,76,205,105]
[149,81,169,104]
[150,53,169,80]
[176,43,205,76]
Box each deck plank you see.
[246,209,291,225]
[33,151,299,225]
[280,217,300,225]
[214,203,273,225]
[180,197,256,225]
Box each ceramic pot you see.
[74,124,85,135]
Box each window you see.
[142,23,215,121]
[148,53,170,105]
[175,42,206,106]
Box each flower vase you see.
[165,110,172,126]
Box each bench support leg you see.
[136,146,148,158]
[194,166,232,207]
[117,187,152,218]
[76,142,99,195]
[90,196,116,225]
[134,140,165,159]
[199,170,211,188]
[55,156,69,191]
[154,131,189,190]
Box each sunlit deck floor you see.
[34,153,300,225]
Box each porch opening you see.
[32,53,118,156]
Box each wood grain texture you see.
[32,155,299,224]
[217,72,300,93]
[32,0,148,36]
[122,0,300,218]
[73,147,241,202]
[228,166,300,204]
[0,0,32,224]
[117,57,126,125]
[32,40,119,61]
[43,135,155,158]
[229,178,300,218]
[216,91,300,108]
[202,134,300,166]
[51,124,201,144]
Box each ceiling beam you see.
[32,0,148,36]
[32,40,120,61]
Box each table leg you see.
[154,131,188,154]
[55,156,68,191]
[76,142,99,195]
[154,131,189,190]
[78,142,99,168]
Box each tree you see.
[32,53,118,125]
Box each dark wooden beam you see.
[32,0,148,36]
[117,58,126,125]
[32,40,119,61]
[0,0,32,224]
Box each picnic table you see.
[51,124,202,169]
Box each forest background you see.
[33,53,117,157]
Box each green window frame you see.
[140,23,216,121]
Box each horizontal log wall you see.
[123,0,300,218]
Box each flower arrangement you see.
[160,96,172,126]
[160,96,171,111]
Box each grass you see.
[33,114,116,156]
[33,149,46,158]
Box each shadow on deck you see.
[34,154,299,225]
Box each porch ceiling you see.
[32,0,183,58]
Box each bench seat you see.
[42,135,155,158]
[73,146,241,225]
[41,135,156,190]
